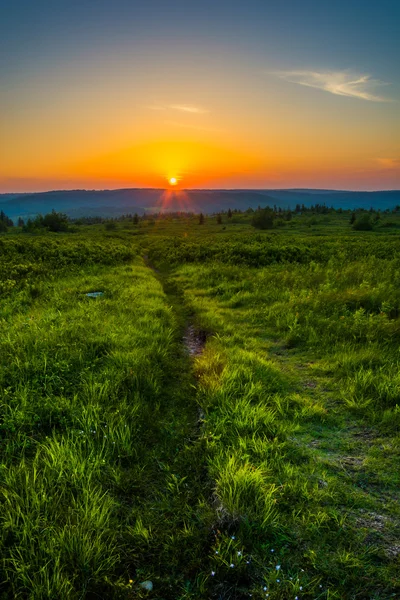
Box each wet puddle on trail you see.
[183,325,207,356]
[183,325,207,424]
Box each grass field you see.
[0,212,399,598]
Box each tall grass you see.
[1,218,399,598]
[0,258,211,598]
[174,250,400,597]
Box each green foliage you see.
[176,252,400,598]
[0,259,213,598]
[0,214,399,598]
[353,213,374,231]
[42,209,70,232]
[22,210,70,233]
[0,209,14,229]
[0,235,135,298]
[251,207,274,229]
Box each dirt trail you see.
[135,256,215,595]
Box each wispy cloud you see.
[274,70,391,102]
[169,104,209,114]
[148,103,209,113]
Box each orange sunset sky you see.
[1,1,399,192]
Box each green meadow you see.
[0,211,399,599]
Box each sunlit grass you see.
[0,219,399,598]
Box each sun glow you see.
[169,177,177,185]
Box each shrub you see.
[251,208,274,230]
[353,214,373,231]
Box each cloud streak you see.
[148,104,209,113]
[275,70,391,102]
[169,104,209,114]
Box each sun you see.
[169,177,177,186]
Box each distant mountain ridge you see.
[1,188,399,222]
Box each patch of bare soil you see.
[351,428,377,443]
[339,456,365,471]
[385,543,400,559]
[355,510,400,559]
[356,510,389,531]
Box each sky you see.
[1,0,399,192]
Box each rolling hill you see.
[1,188,399,222]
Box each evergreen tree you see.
[199,213,205,225]
[227,208,232,219]
[216,214,222,224]
[42,210,69,232]
[0,210,13,227]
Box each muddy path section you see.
[142,254,208,358]
[142,255,210,426]
[183,324,208,356]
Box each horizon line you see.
[2,187,400,196]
